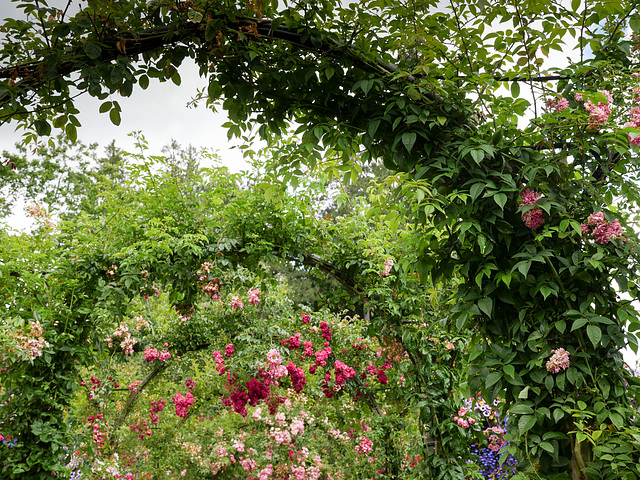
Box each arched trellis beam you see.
[0,11,600,130]
[0,16,470,125]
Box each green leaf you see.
[510,403,534,414]
[587,325,602,347]
[109,108,121,126]
[511,81,520,98]
[539,441,554,454]
[139,75,150,90]
[99,101,112,113]
[84,41,102,60]
[34,119,51,136]
[571,318,588,331]
[171,71,182,86]
[65,123,77,143]
[572,0,581,13]
[494,193,507,210]
[368,119,381,138]
[188,10,203,23]
[518,414,536,434]
[553,408,564,422]
[470,182,485,201]
[503,364,515,378]
[470,149,484,164]
[478,297,493,317]
[609,412,623,429]
[325,67,335,80]
[402,132,417,153]
[630,15,640,33]
[545,375,554,391]
[486,371,501,388]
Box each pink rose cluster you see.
[144,346,171,363]
[148,398,165,425]
[212,350,226,376]
[248,287,262,305]
[545,95,569,112]
[105,322,137,355]
[319,322,332,341]
[173,392,195,418]
[581,211,624,245]
[282,333,302,350]
[624,106,640,146]
[283,361,305,393]
[575,90,613,129]
[546,348,570,374]
[453,406,476,429]
[518,188,544,230]
[230,295,244,311]
[380,257,394,277]
[355,436,374,456]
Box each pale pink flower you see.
[546,348,570,373]
[230,296,243,311]
[380,257,394,277]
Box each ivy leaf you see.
[402,132,417,153]
[586,325,601,347]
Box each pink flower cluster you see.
[248,287,262,305]
[484,426,506,451]
[212,350,226,376]
[334,361,356,389]
[546,348,570,373]
[301,314,311,324]
[581,211,624,245]
[149,398,165,425]
[453,406,476,428]
[576,90,613,129]
[283,333,302,349]
[185,377,197,392]
[545,96,569,112]
[105,322,137,355]
[129,418,152,440]
[355,436,374,456]
[225,343,235,357]
[624,106,640,145]
[140,283,160,300]
[319,322,332,341]
[87,415,109,447]
[144,346,171,363]
[286,361,307,393]
[230,295,244,311]
[380,257,394,277]
[173,392,195,418]
[518,188,544,229]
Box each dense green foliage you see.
[3,0,640,478]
